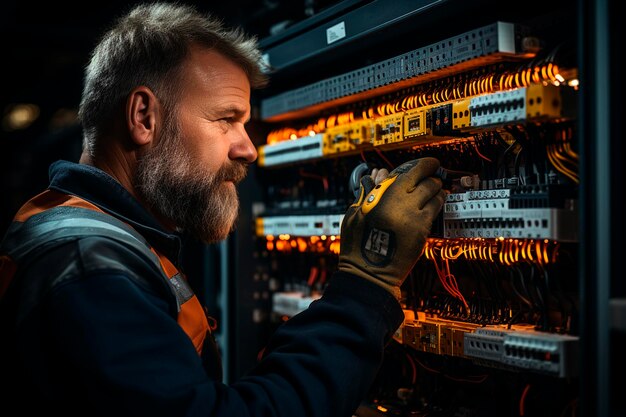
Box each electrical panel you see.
[236,1,585,415]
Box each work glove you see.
[338,157,446,299]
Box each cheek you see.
[180,122,230,172]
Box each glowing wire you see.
[526,239,534,262]
[541,65,549,80]
[520,240,528,261]
[542,240,550,265]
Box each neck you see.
[79,147,137,198]
[80,149,179,233]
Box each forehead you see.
[180,46,251,104]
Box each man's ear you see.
[126,86,159,146]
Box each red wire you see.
[520,384,531,416]
[299,169,329,192]
[473,142,493,163]
[375,148,394,169]
[307,266,318,287]
[318,268,327,286]
[404,352,417,385]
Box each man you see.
[0,3,445,417]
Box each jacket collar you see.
[47,160,183,265]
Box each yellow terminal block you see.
[451,98,472,130]
[527,83,561,119]
[402,107,428,139]
[402,320,421,350]
[401,317,478,357]
[323,119,374,155]
[373,113,404,146]
[420,322,441,354]
[439,325,454,356]
[451,327,473,357]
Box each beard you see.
[134,115,248,243]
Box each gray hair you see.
[79,2,268,156]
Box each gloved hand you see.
[338,157,446,299]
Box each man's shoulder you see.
[34,233,164,287]
[3,209,175,311]
[5,232,176,325]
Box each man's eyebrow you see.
[217,105,248,117]
[216,105,251,124]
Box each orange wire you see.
[551,242,560,264]
[401,96,408,110]
[524,68,531,87]
[473,143,493,162]
[526,239,534,262]
[542,240,550,265]
[513,240,520,263]
[547,63,556,81]
[541,65,548,81]
[536,240,544,264]
[532,67,540,83]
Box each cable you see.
[520,383,532,416]
[559,398,579,417]
[410,353,489,384]
[298,169,329,192]
[374,148,394,169]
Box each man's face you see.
[135,48,256,243]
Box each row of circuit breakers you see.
[256,83,574,241]
[258,19,579,380]
[256,181,578,242]
[258,82,561,168]
[261,21,532,119]
[270,295,578,378]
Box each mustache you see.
[214,161,248,184]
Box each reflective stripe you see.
[151,247,209,354]
[6,219,143,260]
[168,274,195,305]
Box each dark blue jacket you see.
[0,160,403,417]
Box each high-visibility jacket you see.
[0,189,213,357]
[0,160,403,417]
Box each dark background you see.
[0,0,342,235]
